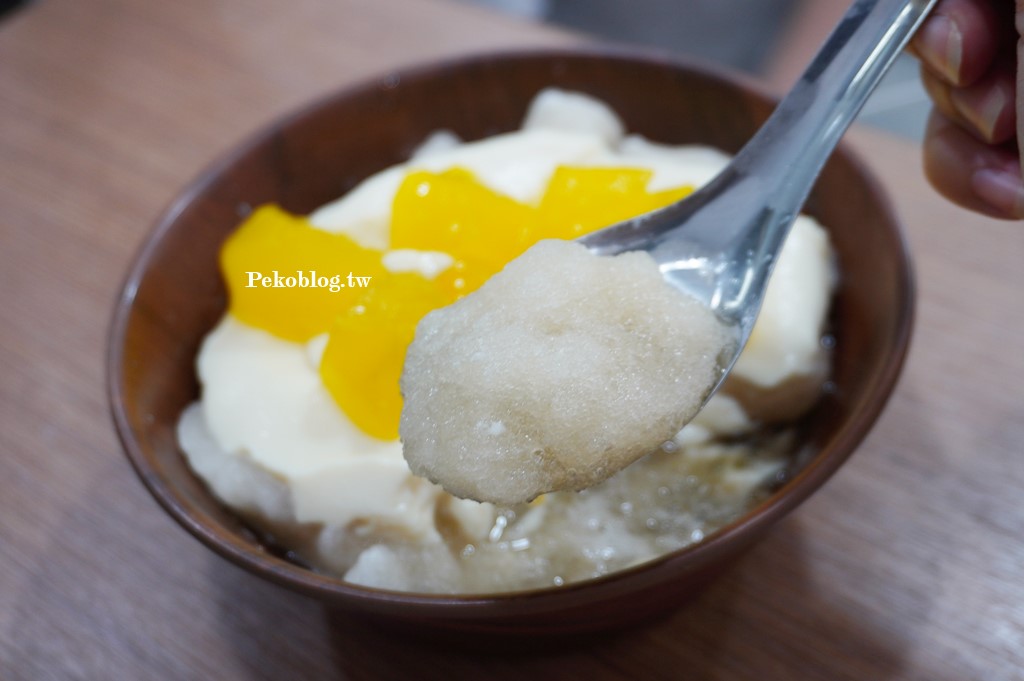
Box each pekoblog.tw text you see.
[245,270,372,293]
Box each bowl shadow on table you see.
[203,516,916,681]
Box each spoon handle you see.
[707,0,938,322]
[727,0,937,219]
[582,0,935,327]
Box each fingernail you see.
[972,168,1024,219]
[952,86,1008,143]
[916,15,962,84]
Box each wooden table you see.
[2,0,1022,678]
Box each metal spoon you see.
[580,0,935,393]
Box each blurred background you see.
[462,0,931,140]
[0,0,934,140]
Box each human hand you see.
[912,0,1023,219]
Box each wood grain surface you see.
[1,0,1021,679]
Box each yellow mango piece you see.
[220,205,384,341]
[534,167,694,240]
[391,168,535,265]
[433,258,499,299]
[222,167,696,440]
[648,185,694,207]
[319,274,453,441]
[389,166,692,302]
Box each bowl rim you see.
[107,45,916,612]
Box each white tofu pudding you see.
[177,89,836,594]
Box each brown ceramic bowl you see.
[108,48,914,636]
